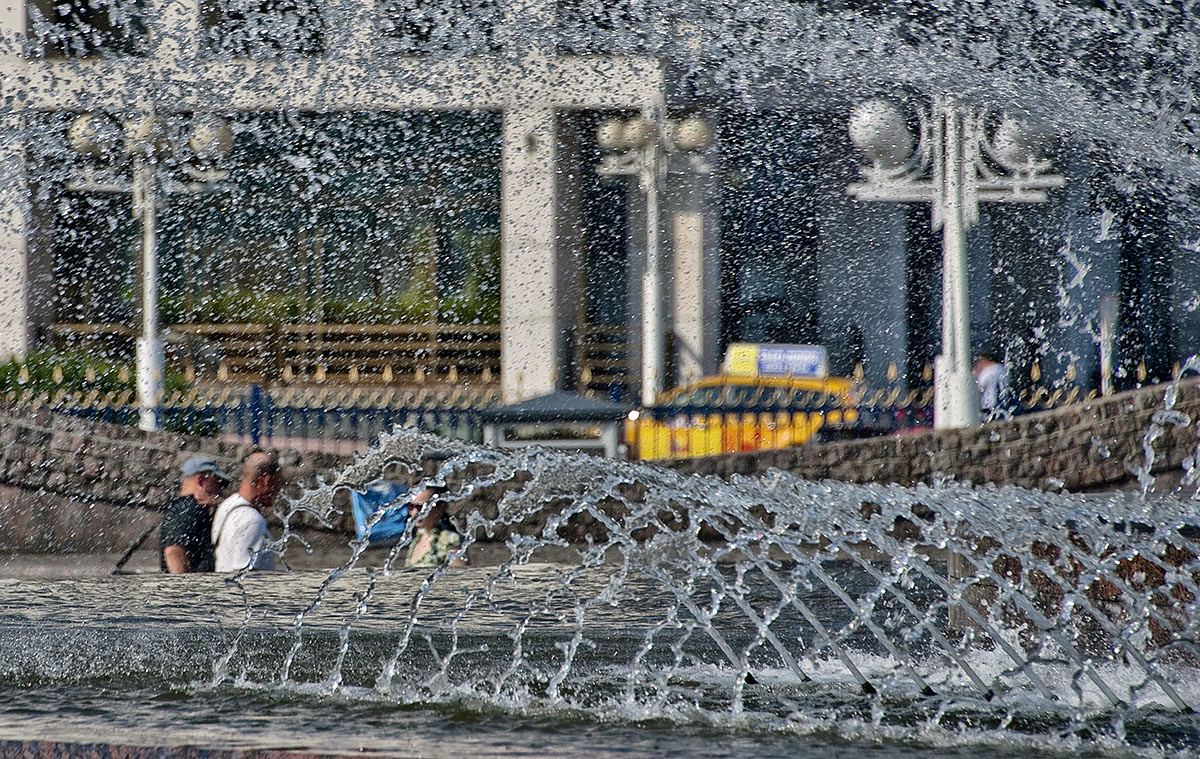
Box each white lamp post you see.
[597,106,712,407]
[847,96,1064,429]
[67,111,233,431]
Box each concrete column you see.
[669,149,722,385]
[322,0,375,59]
[0,116,27,361]
[149,0,199,61]
[672,210,705,385]
[0,0,22,59]
[0,1,28,360]
[500,106,560,402]
[555,116,587,389]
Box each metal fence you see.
[3,354,1136,460]
[8,384,491,452]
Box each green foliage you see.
[156,229,502,327]
[159,289,309,324]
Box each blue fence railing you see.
[23,384,489,451]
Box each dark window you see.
[200,0,323,57]
[26,0,147,58]
[378,0,500,56]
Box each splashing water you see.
[2,424,1199,753]
[140,420,1196,753]
[6,0,1200,754]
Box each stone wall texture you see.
[0,408,462,550]
[667,378,1200,492]
[0,378,1195,551]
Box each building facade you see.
[1,0,1195,405]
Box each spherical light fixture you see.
[848,99,914,169]
[596,118,626,151]
[622,117,654,149]
[672,117,712,152]
[67,113,122,158]
[122,114,169,158]
[187,114,235,162]
[991,117,1054,168]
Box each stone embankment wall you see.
[0,378,1196,551]
[0,408,347,552]
[668,379,1200,492]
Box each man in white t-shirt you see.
[212,450,282,572]
[973,349,1011,421]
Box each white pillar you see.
[500,106,560,402]
[0,112,28,361]
[0,0,28,360]
[641,144,664,406]
[933,104,980,429]
[672,210,706,385]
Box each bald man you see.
[211,451,282,572]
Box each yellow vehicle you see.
[627,373,862,461]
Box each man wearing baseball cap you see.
[160,454,231,573]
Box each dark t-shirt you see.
[159,495,215,573]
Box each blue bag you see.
[350,480,411,546]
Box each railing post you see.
[248,383,264,447]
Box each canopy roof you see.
[480,391,631,424]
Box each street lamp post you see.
[67,112,233,431]
[597,106,711,407]
[847,96,1064,429]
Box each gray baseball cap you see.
[180,454,232,483]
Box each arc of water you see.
[415,459,643,699]
[1011,537,1195,713]
[863,526,1059,702]
[623,601,688,703]
[378,545,478,696]
[637,561,767,708]
[826,536,997,700]
[376,449,557,694]
[467,475,644,699]
[1003,540,1171,715]
[1087,539,1199,642]
[323,530,415,692]
[693,555,815,687]
[280,502,411,684]
[649,522,881,695]
[686,485,950,699]
[948,542,1126,708]
[564,500,771,703]
[545,541,639,701]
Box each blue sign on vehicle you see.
[755,344,828,378]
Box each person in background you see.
[212,450,282,572]
[404,479,468,568]
[973,347,1011,421]
[161,454,231,573]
